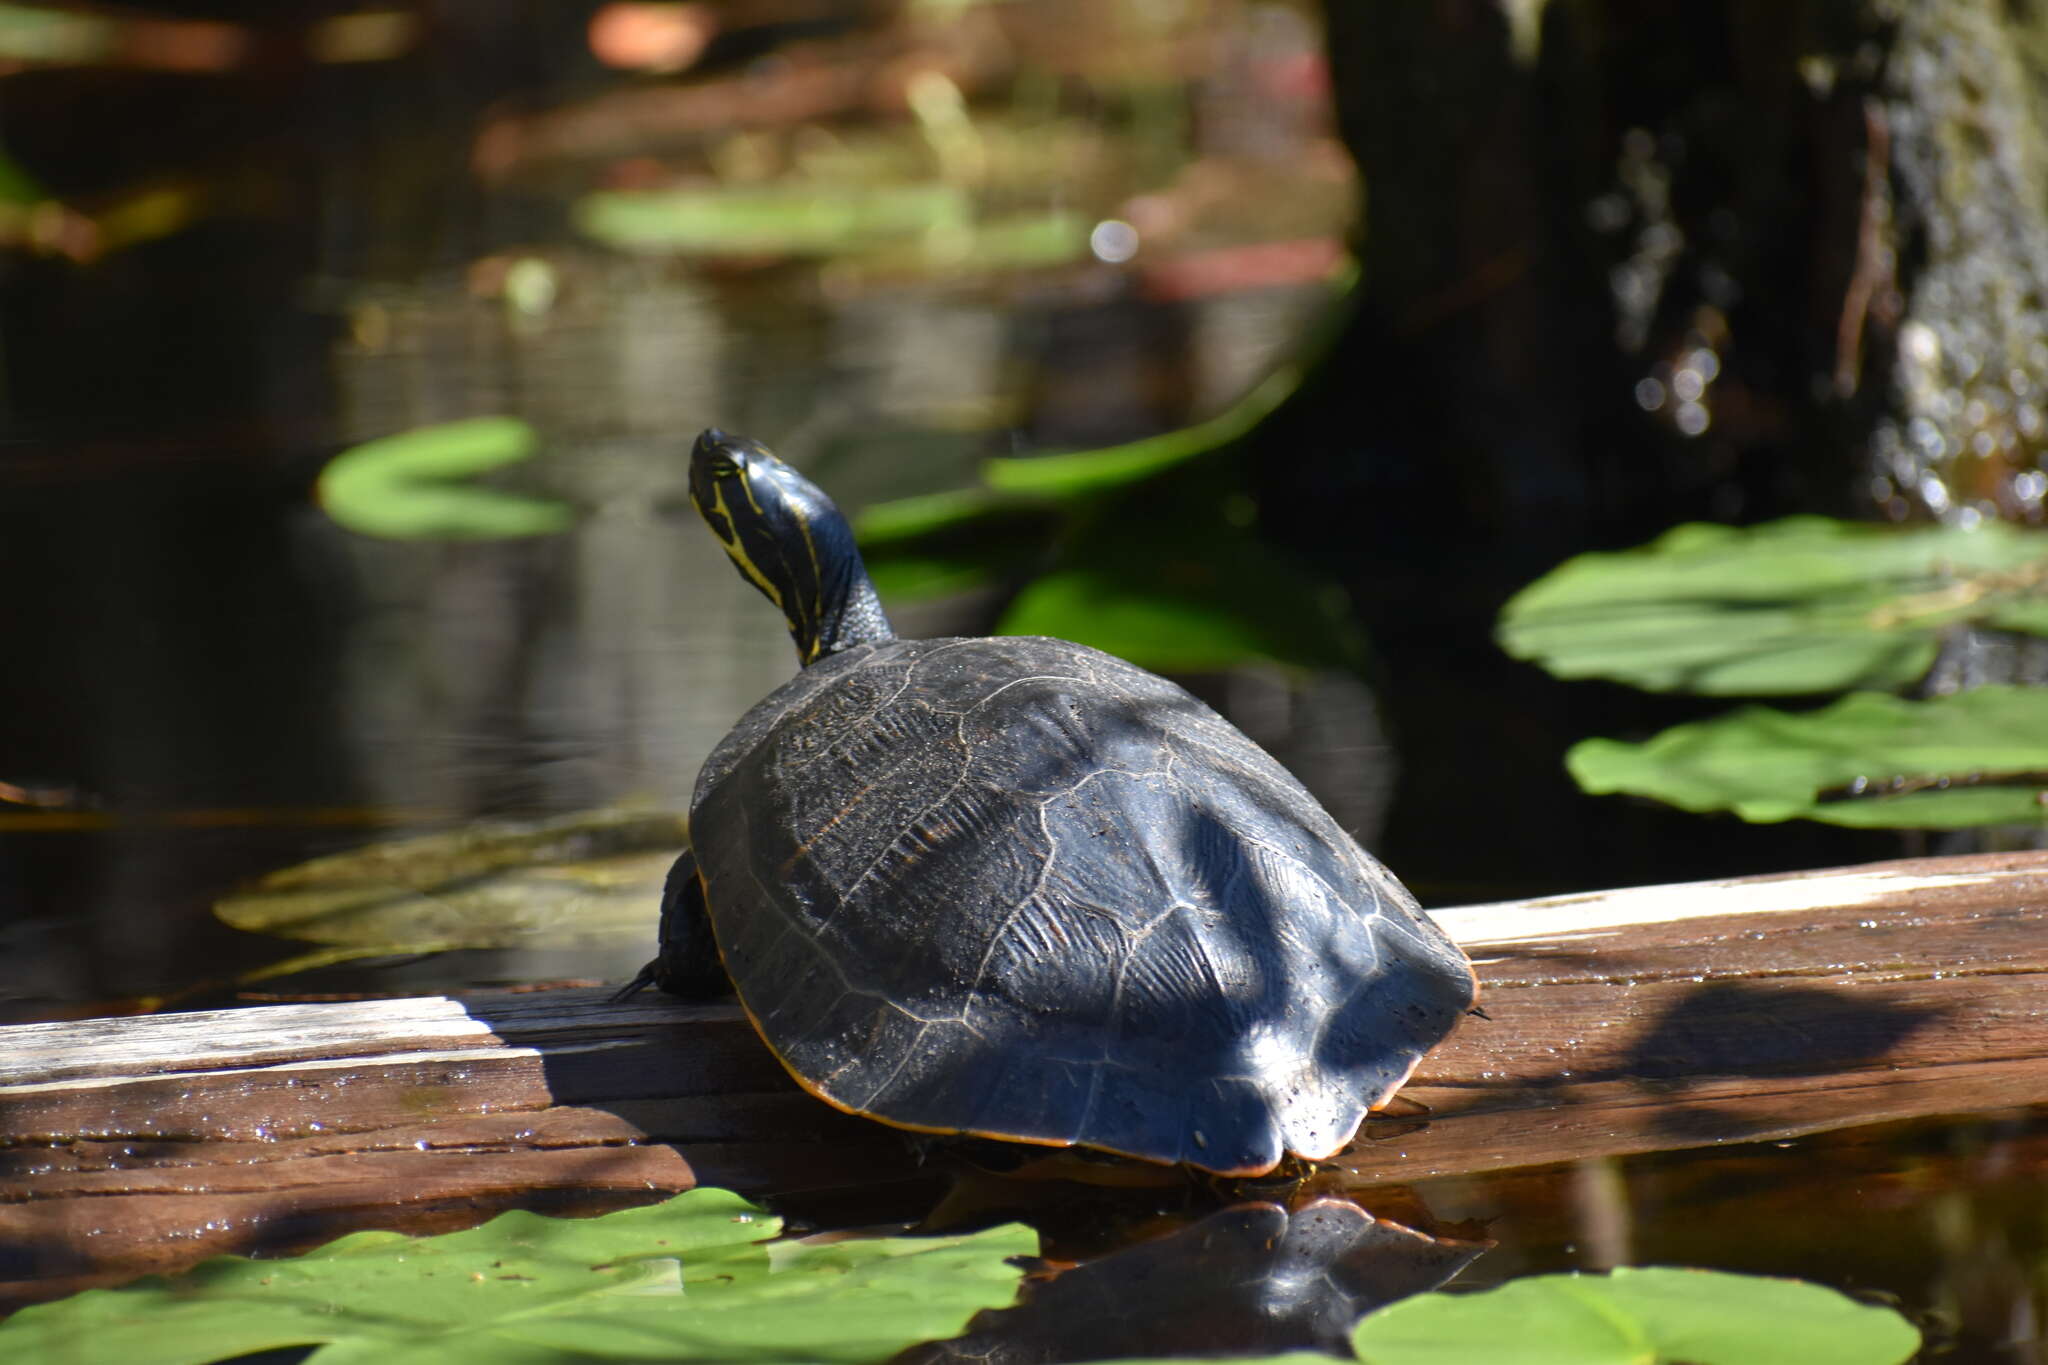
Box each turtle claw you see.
[611,960,662,1004]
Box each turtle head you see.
[690,428,894,665]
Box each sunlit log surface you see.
[3,849,2045,1308]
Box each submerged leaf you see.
[994,483,1359,672]
[1499,517,2048,694]
[857,492,1057,602]
[318,417,575,540]
[215,808,686,948]
[0,148,45,205]
[1351,1267,1919,1365]
[1567,686,2048,828]
[0,1189,1034,1365]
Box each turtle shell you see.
[691,635,1475,1175]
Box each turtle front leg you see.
[612,849,734,1002]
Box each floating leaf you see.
[843,210,1091,272]
[1056,1357,1330,1364]
[1567,686,2048,828]
[0,1188,1034,1365]
[318,417,575,540]
[1499,517,2048,694]
[576,183,970,256]
[0,3,118,66]
[1351,1267,1919,1365]
[215,808,685,949]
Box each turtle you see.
[619,428,1477,1176]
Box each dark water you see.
[873,1104,2042,1363]
[2,3,2036,1360]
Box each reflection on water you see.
[871,1104,2047,1363]
[0,0,1355,1014]
[9,4,2044,1359]
[901,1198,1486,1364]
[1404,1105,2048,1365]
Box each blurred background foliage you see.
[1,0,2045,1014]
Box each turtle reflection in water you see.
[900,1199,1488,1364]
[619,429,1476,1176]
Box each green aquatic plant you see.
[983,1268,1919,1365]
[0,1190,1921,1365]
[1569,686,2048,828]
[1499,516,2048,695]
[1499,515,2048,828]
[856,266,1364,674]
[1346,1266,1920,1365]
[0,1188,1033,1365]
[212,808,683,981]
[317,416,576,540]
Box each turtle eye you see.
[706,456,742,479]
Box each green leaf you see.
[979,260,1357,500]
[1351,1267,1920,1365]
[979,364,1294,499]
[857,487,1022,544]
[994,496,1358,672]
[856,491,1057,602]
[214,808,685,949]
[0,147,44,205]
[1990,595,2048,635]
[866,545,1019,601]
[1498,516,2048,694]
[0,2,118,66]
[1062,1357,1332,1364]
[318,417,576,540]
[576,184,970,256]
[1567,686,2048,828]
[850,210,1092,272]
[0,1189,1034,1365]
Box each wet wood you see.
[3,848,2045,1308]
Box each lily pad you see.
[576,183,970,256]
[214,808,685,949]
[0,1188,1034,1365]
[1350,1267,1919,1365]
[1567,686,2048,827]
[1498,516,2048,694]
[318,416,576,540]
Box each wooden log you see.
[3,849,2045,1309]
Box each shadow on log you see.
[3,849,2047,1310]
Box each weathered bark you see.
[1872,0,2048,528]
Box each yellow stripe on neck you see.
[712,481,786,611]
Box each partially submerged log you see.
[4,849,2046,1308]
